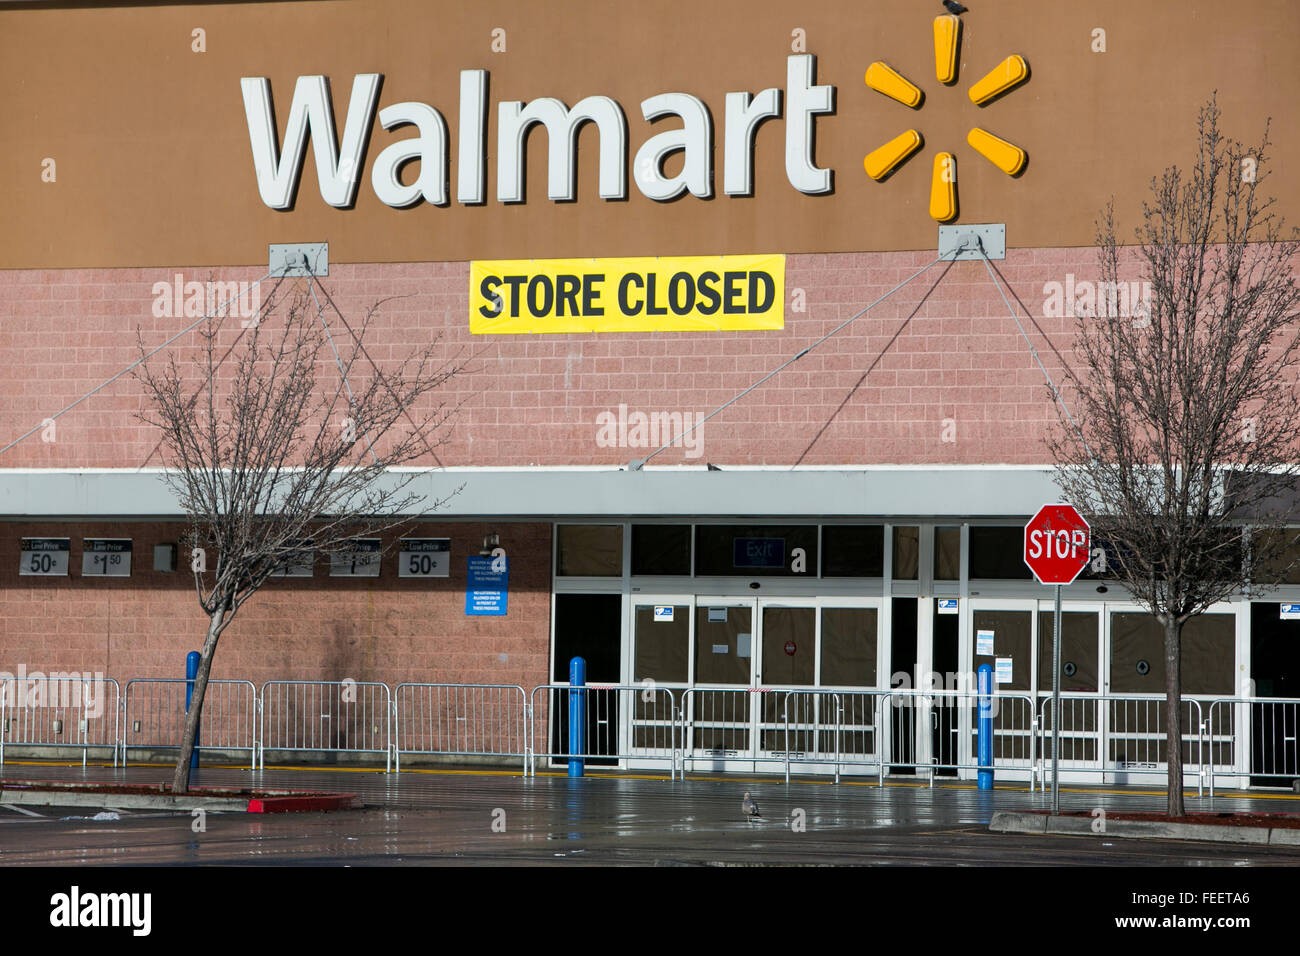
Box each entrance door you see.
[1250,603,1300,786]
[755,600,817,766]
[629,597,692,769]
[690,598,757,769]
[552,593,622,766]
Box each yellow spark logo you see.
[863,14,1029,222]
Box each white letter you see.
[723,89,781,196]
[458,70,487,204]
[785,55,834,194]
[634,93,713,201]
[240,73,381,209]
[371,102,448,207]
[497,97,627,202]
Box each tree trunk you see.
[171,610,224,794]
[1163,617,1185,817]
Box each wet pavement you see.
[3,761,1300,866]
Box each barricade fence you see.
[122,678,257,769]
[259,680,392,772]
[0,675,120,767]
[394,683,528,772]
[1206,696,1300,794]
[1037,694,1207,796]
[877,689,1039,788]
[528,683,680,778]
[2,672,1298,791]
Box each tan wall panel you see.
[2,0,1297,268]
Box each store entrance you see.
[1250,603,1300,786]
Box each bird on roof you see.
[742,792,762,821]
[943,1,968,14]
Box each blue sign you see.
[465,556,508,616]
[733,537,785,568]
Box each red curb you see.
[246,794,361,813]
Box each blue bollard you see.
[977,664,993,791]
[568,657,586,778]
[185,651,201,769]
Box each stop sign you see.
[1024,503,1091,585]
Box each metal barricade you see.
[0,675,120,767]
[1038,694,1205,795]
[776,689,887,783]
[259,680,393,771]
[393,683,528,772]
[528,683,679,778]
[877,688,1038,787]
[1206,696,1300,794]
[122,678,257,768]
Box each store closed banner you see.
[470,255,784,333]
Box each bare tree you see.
[1049,98,1300,815]
[135,281,464,793]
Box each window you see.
[694,525,818,577]
[631,524,691,575]
[822,525,884,577]
[556,524,623,576]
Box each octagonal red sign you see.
[1024,503,1091,585]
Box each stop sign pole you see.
[1024,503,1091,813]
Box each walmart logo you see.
[863,13,1029,222]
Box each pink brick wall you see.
[0,249,1140,468]
[0,521,551,690]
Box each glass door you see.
[689,598,757,770]
[629,596,692,770]
[755,600,817,767]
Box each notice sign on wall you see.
[465,556,508,616]
[82,539,131,577]
[20,538,70,576]
[470,254,784,334]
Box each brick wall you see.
[0,521,551,691]
[0,249,1148,469]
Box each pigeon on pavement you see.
[742,792,762,821]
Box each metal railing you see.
[1206,696,1300,794]
[3,669,1296,791]
[1037,694,1207,795]
[775,689,885,784]
[259,680,393,771]
[122,678,257,769]
[878,689,1039,788]
[528,683,679,778]
[393,683,529,772]
[0,676,120,767]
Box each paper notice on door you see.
[737,633,752,658]
[995,657,1014,684]
[712,644,729,655]
[976,629,995,656]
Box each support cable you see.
[0,271,277,459]
[630,249,966,470]
[975,241,1095,461]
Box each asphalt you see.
[3,760,1300,866]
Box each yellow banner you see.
[470,254,784,333]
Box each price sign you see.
[82,539,132,577]
[269,539,314,577]
[20,538,70,576]
[399,538,451,578]
[330,538,382,577]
